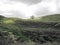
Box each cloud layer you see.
[10,0,41,5]
[0,0,60,18]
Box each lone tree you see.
[30,15,35,19]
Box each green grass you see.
[0,14,60,45]
[39,14,60,22]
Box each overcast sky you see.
[0,0,60,18]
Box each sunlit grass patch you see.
[2,18,15,24]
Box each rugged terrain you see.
[0,14,60,45]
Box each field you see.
[0,14,60,45]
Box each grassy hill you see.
[40,14,60,22]
[0,14,60,45]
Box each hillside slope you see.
[0,14,60,45]
[40,14,60,22]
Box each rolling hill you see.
[0,14,60,45]
[40,14,60,22]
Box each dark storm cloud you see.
[10,0,42,5]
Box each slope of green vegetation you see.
[40,14,60,22]
[0,14,60,45]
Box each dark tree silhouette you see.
[30,15,35,19]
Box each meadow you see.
[0,14,60,45]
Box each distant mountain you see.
[40,14,60,22]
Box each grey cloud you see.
[0,0,60,18]
[34,7,51,17]
[6,11,26,18]
[0,10,26,18]
[10,0,42,5]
